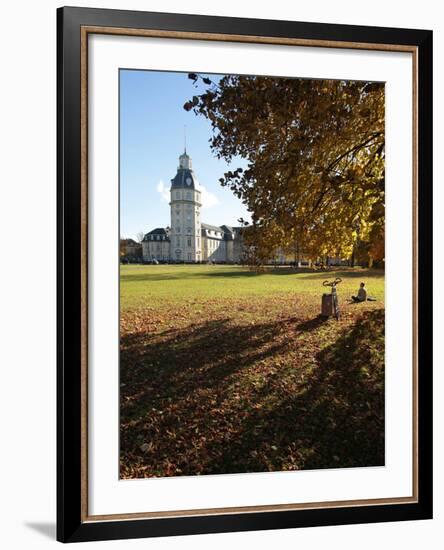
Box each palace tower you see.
[169,150,202,263]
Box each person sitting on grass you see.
[352,282,377,302]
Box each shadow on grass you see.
[120,270,261,283]
[204,309,385,473]
[120,309,385,478]
[120,317,289,404]
[296,269,385,280]
[121,267,385,284]
[294,315,328,332]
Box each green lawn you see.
[121,264,385,308]
[120,265,385,479]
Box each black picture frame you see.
[57,6,433,543]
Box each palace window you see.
[176,227,180,233]
[187,238,192,247]
[175,191,180,199]
[186,192,191,200]
[176,237,180,247]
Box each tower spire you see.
[184,125,187,154]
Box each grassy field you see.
[120,265,385,479]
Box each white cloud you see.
[157,179,219,209]
[196,183,219,209]
[156,180,170,202]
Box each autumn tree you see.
[184,74,385,263]
[120,238,127,258]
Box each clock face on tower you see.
[185,177,192,186]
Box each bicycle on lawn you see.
[322,278,342,320]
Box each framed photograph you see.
[57,6,433,543]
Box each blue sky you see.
[119,69,250,240]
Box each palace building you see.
[142,151,244,263]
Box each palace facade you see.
[142,151,244,263]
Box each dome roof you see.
[171,150,200,190]
[170,168,198,189]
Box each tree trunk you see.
[350,250,355,268]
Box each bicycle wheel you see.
[333,291,340,320]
